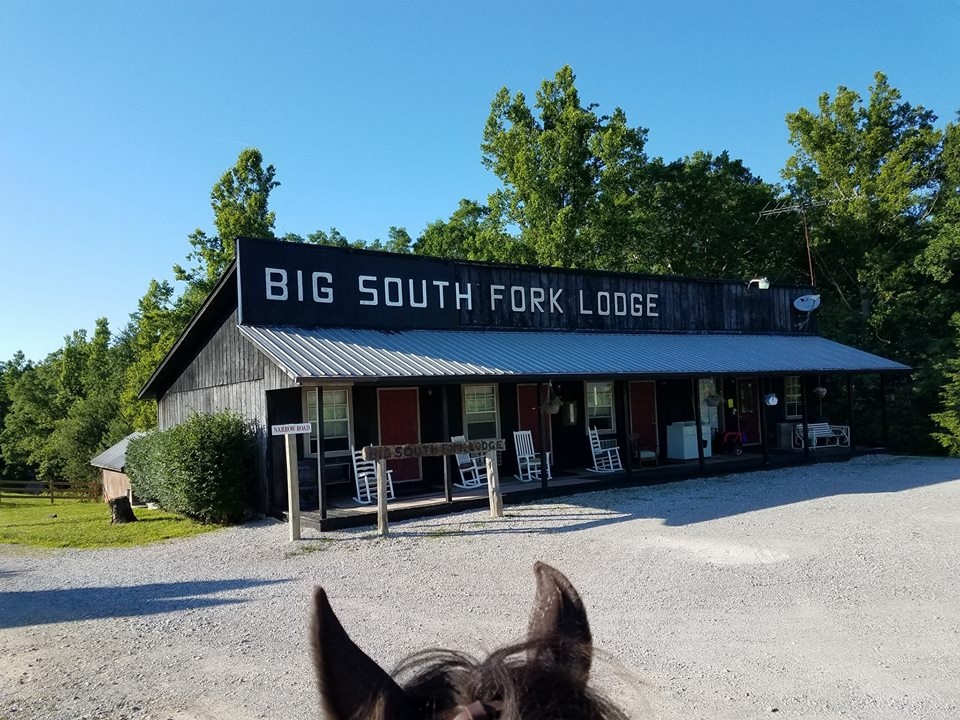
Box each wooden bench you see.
[793,422,850,450]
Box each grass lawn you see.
[0,494,221,549]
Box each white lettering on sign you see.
[261,262,660,322]
[266,268,288,301]
[271,423,313,436]
[578,290,659,318]
[490,285,564,314]
[269,267,334,304]
[312,272,333,303]
[363,439,506,460]
[356,275,473,311]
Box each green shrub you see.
[126,411,255,523]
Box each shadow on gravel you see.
[384,457,960,536]
[387,509,635,539]
[0,577,289,628]
[564,456,960,527]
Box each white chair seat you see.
[587,427,623,473]
[451,435,488,489]
[351,448,395,505]
[513,430,552,483]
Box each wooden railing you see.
[0,478,102,504]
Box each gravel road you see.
[2,454,959,720]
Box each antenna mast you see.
[757,188,858,287]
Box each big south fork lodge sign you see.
[235,237,789,333]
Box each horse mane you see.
[310,562,628,720]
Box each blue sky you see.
[2,0,959,362]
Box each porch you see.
[299,444,865,531]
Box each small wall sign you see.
[271,422,312,436]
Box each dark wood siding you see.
[157,310,297,512]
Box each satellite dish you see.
[793,294,821,313]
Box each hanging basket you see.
[813,386,828,398]
[542,383,562,414]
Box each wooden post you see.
[376,459,389,537]
[486,451,503,518]
[880,374,889,449]
[801,376,811,461]
[537,382,548,490]
[285,434,301,541]
[759,377,769,465]
[442,385,452,502]
[49,476,54,505]
[317,388,327,520]
[622,381,633,477]
[692,378,706,471]
[847,374,855,456]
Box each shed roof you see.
[89,432,147,472]
[238,326,909,383]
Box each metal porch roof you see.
[237,326,909,382]
[89,432,147,471]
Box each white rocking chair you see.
[451,435,488,489]
[351,448,395,505]
[587,427,623,473]
[513,430,552,483]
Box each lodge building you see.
[140,237,908,528]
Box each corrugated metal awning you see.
[237,326,909,382]
[89,432,147,471]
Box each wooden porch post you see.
[692,378,706,472]
[847,375,855,456]
[537,382,548,490]
[622,381,633,477]
[880,374,889,449]
[317,388,327,520]
[801,376,811,461]
[759,377,769,465]
[376,458,389,537]
[486,451,503,517]
[442,385,452,502]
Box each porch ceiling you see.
[238,326,909,382]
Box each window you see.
[784,376,802,419]
[586,381,615,432]
[463,384,499,440]
[304,387,352,456]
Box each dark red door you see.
[378,388,420,481]
[517,384,552,454]
[629,381,658,454]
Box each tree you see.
[927,117,960,452]
[414,199,519,261]
[119,280,184,430]
[480,65,649,268]
[174,148,279,297]
[0,354,31,484]
[782,72,946,451]
[628,151,800,280]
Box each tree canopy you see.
[4,67,960,492]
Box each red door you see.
[629,381,658,455]
[378,388,420,481]
[517,384,552,454]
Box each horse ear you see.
[311,587,413,720]
[526,562,593,680]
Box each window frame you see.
[784,376,802,419]
[462,383,500,441]
[303,386,354,459]
[585,380,616,433]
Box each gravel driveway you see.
[2,454,959,720]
